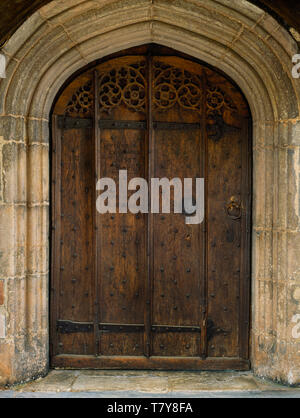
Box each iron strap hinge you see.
[152,325,201,333]
[57,116,201,131]
[57,116,93,129]
[57,117,146,130]
[57,321,201,334]
[56,321,144,334]
[99,120,147,130]
[57,320,94,334]
[153,122,201,130]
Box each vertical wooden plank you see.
[50,114,62,361]
[58,124,95,355]
[206,112,244,357]
[96,56,147,357]
[98,125,146,356]
[201,70,208,359]
[239,117,252,360]
[151,56,203,358]
[94,70,101,356]
[145,51,153,358]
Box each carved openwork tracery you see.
[206,84,237,116]
[153,60,203,113]
[63,60,238,132]
[65,80,93,117]
[98,61,147,114]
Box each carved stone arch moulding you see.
[0,0,299,386]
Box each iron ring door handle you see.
[225,197,242,220]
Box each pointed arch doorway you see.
[50,45,251,370]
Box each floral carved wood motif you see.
[153,60,203,113]
[62,58,240,145]
[63,61,238,119]
[206,84,237,116]
[98,61,147,114]
[65,80,93,117]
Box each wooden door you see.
[51,47,251,370]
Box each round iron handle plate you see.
[225,197,242,220]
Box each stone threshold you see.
[0,370,299,398]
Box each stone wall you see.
[0,0,299,386]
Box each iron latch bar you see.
[153,122,201,130]
[99,323,145,333]
[152,325,201,333]
[99,120,147,130]
[207,113,241,142]
[58,118,202,131]
[57,116,93,129]
[57,320,94,334]
[207,319,230,341]
[57,321,201,334]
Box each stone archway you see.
[0,0,299,386]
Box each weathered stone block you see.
[27,206,49,249]
[5,26,74,116]
[0,280,4,305]
[40,0,89,21]
[286,148,300,231]
[0,116,26,143]
[27,145,49,204]
[253,147,274,229]
[0,206,15,278]
[2,142,27,204]
[5,275,49,384]
[287,232,300,281]
[272,231,289,282]
[154,0,242,39]
[0,206,27,278]
[27,119,49,145]
[0,56,18,116]
[235,31,299,120]
[252,230,273,280]
[41,0,99,25]
[27,246,49,275]
[0,341,14,386]
[253,121,275,148]
[2,12,48,60]
[28,47,85,119]
[0,313,6,338]
[267,24,299,59]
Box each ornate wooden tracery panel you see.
[51,48,251,370]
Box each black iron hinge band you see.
[56,321,145,334]
[100,324,144,333]
[99,120,147,130]
[153,122,201,130]
[57,320,201,334]
[58,116,93,129]
[57,320,94,334]
[207,113,241,142]
[57,116,147,130]
[151,325,201,333]
[57,117,201,131]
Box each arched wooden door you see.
[51,46,251,370]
